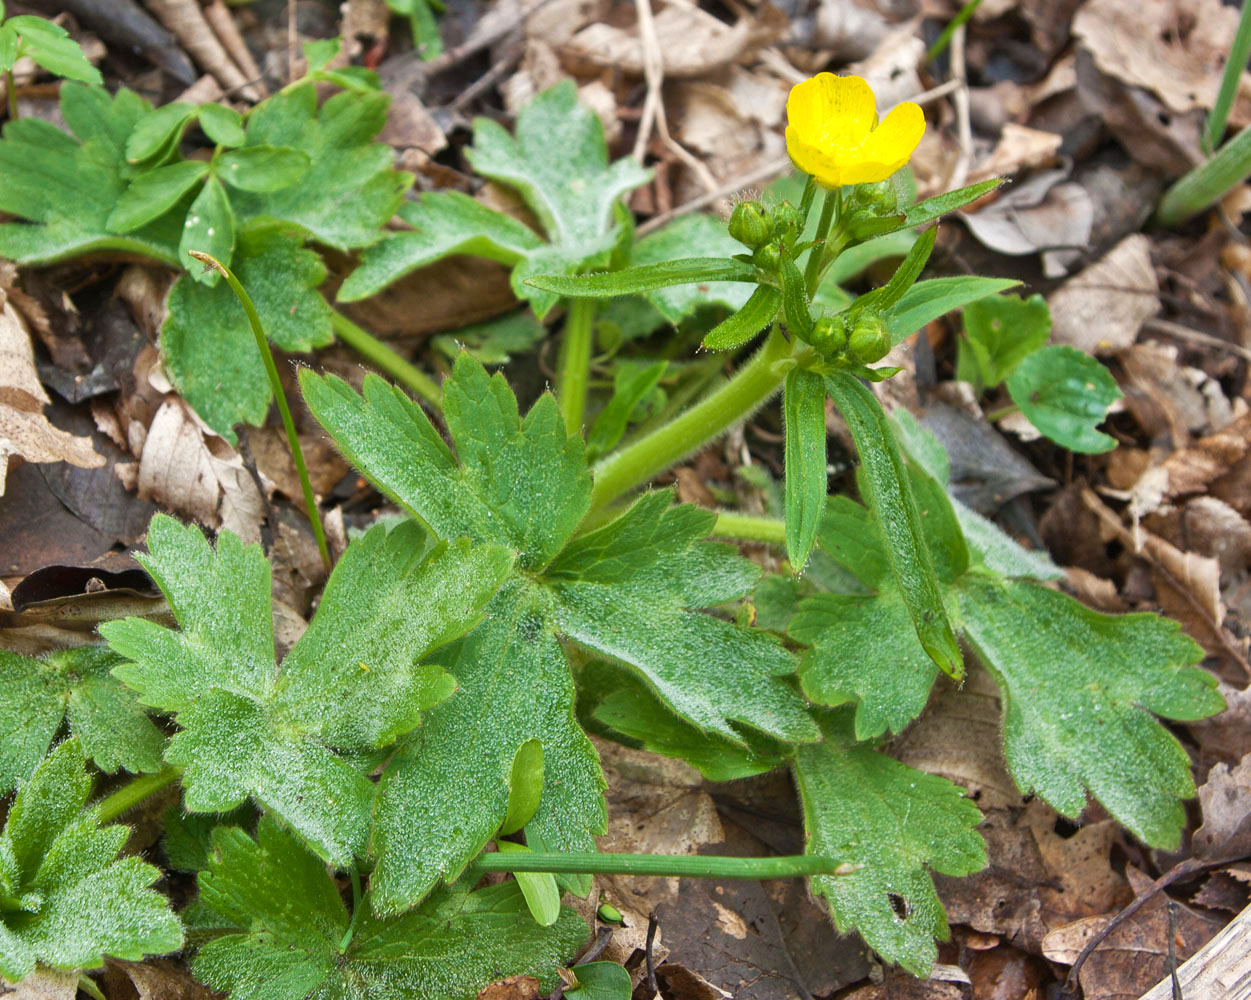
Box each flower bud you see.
[728,200,772,249]
[857,180,898,217]
[770,201,803,241]
[753,241,782,273]
[848,313,891,363]
[808,314,848,357]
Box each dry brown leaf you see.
[1063,566,1128,612]
[561,4,785,78]
[961,168,1093,259]
[1041,868,1221,1000]
[0,302,104,495]
[1190,864,1251,914]
[841,968,969,1000]
[137,397,265,542]
[1073,0,1251,123]
[146,0,262,101]
[2,968,78,1000]
[1049,234,1158,355]
[97,959,216,1000]
[970,124,1062,182]
[1119,342,1233,445]
[1189,682,1251,764]
[476,975,542,1000]
[1194,755,1251,862]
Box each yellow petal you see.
[786,74,876,153]
[841,101,925,184]
[785,128,843,188]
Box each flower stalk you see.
[470,851,856,880]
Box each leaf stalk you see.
[558,297,596,434]
[469,852,855,880]
[96,765,184,825]
[189,250,331,570]
[329,308,443,410]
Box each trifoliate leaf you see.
[226,82,410,250]
[340,82,648,317]
[0,646,165,791]
[369,580,607,914]
[304,354,818,906]
[793,715,985,975]
[955,293,1051,393]
[787,423,1224,848]
[0,739,183,982]
[0,84,182,265]
[102,515,512,866]
[1005,345,1122,453]
[958,573,1223,847]
[8,15,102,84]
[547,491,819,745]
[193,818,588,1000]
[161,225,333,441]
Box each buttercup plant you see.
[0,69,1226,998]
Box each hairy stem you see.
[190,251,330,570]
[469,852,853,880]
[558,298,597,434]
[590,325,794,511]
[711,511,786,545]
[329,309,443,410]
[803,188,839,294]
[96,765,183,825]
[339,868,363,953]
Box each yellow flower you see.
[785,74,925,188]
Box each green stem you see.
[78,975,107,1000]
[589,325,794,511]
[926,0,983,62]
[469,852,851,880]
[190,251,330,570]
[329,309,443,411]
[558,298,596,434]
[96,765,183,825]
[983,403,1019,422]
[711,511,786,545]
[5,68,16,121]
[803,188,839,295]
[338,868,363,953]
[1204,0,1251,154]
[1156,124,1251,226]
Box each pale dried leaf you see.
[3,968,78,1000]
[1073,0,1251,121]
[1194,756,1251,862]
[970,124,1062,182]
[0,303,104,495]
[136,397,264,541]
[961,169,1093,257]
[561,5,785,78]
[1049,235,1158,355]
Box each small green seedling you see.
[956,293,1122,453]
[0,6,101,119]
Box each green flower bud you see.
[729,200,772,249]
[809,314,848,357]
[770,201,803,241]
[753,241,782,273]
[848,313,891,363]
[856,181,898,217]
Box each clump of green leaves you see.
[0,740,182,981]
[956,293,1122,452]
[0,47,408,441]
[0,647,165,790]
[0,6,102,97]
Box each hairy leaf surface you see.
[102,516,511,866]
[0,647,165,791]
[193,818,588,1000]
[0,740,182,981]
